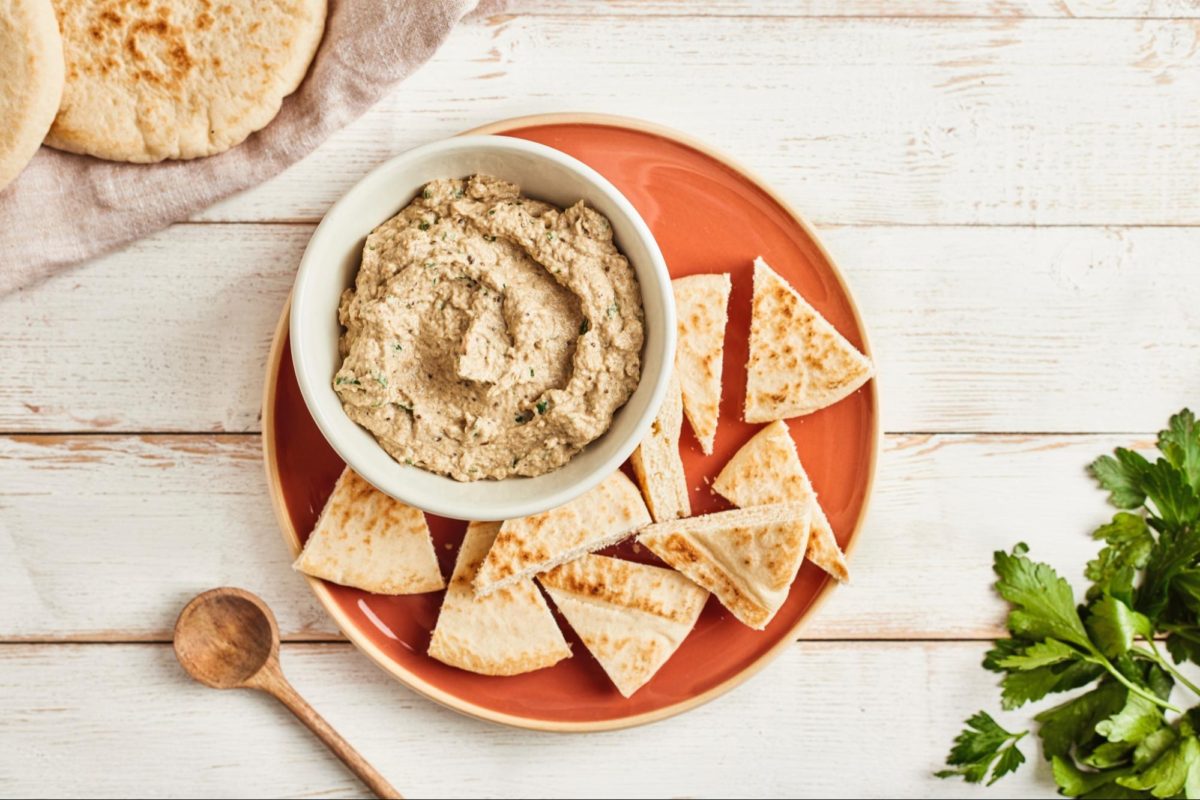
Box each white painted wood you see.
[3,224,1196,434]
[5,5,1200,797]
[194,13,1200,226]
[506,1,1200,18]
[0,641,1057,798]
[0,431,1146,641]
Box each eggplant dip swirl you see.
[334,174,645,481]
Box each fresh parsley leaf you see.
[1088,595,1153,659]
[936,711,1027,785]
[1165,626,1200,666]
[1053,756,1133,797]
[1142,661,1175,703]
[1117,736,1200,798]
[997,638,1081,670]
[983,639,1023,672]
[1096,693,1163,744]
[1000,660,1105,710]
[1140,458,1200,530]
[990,743,1027,784]
[994,546,1092,650]
[1087,513,1155,604]
[1036,681,1128,759]
[1083,741,1137,769]
[1158,409,1200,493]
[1134,727,1177,769]
[1137,526,1200,620]
[1092,449,1153,510]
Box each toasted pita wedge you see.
[474,471,651,596]
[293,468,444,594]
[428,521,571,676]
[630,372,691,522]
[637,502,811,630]
[673,273,731,454]
[539,555,707,697]
[744,257,873,422]
[713,421,850,583]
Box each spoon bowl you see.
[175,587,279,689]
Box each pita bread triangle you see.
[630,371,691,522]
[672,273,731,454]
[428,521,571,676]
[744,257,874,422]
[538,554,707,697]
[474,470,651,596]
[713,421,850,583]
[293,468,445,594]
[637,502,812,630]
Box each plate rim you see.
[261,112,882,733]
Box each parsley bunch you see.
[939,409,1200,796]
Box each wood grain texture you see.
[5,3,1200,796]
[193,13,1200,226]
[0,641,1059,798]
[504,1,1200,18]
[2,223,1195,434]
[0,432,1140,641]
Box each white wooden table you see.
[3,2,1199,797]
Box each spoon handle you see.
[254,663,402,799]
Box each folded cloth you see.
[0,0,489,295]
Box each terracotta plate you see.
[263,113,879,731]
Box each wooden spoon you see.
[174,587,401,799]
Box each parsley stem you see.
[1136,640,1200,699]
[1093,656,1182,713]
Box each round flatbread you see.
[0,0,65,191]
[46,0,326,162]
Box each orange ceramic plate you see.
[263,114,879,731]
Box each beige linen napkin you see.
[0,0,491,295]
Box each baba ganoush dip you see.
[334,174,645,481]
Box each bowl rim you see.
[263,112,882,733]
[288,134,676,520]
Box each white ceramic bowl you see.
[290,135,675,521]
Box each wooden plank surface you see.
[193,13,1200,226]
[5,3,1199,797]
[3,223,1196,435]
[0,641,1055,799]
[0,431,1136,641]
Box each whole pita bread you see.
[0,0,64,191]
[713,420,850,583]
[293,468,444,595]
[539,554,707,697]
[637,502,811,630]
[630,371,691,522]
[744,257,873,422]
[474,470,651,596]
[428,521,571,676]
[47,0,326,162]
[672,273,731,454]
